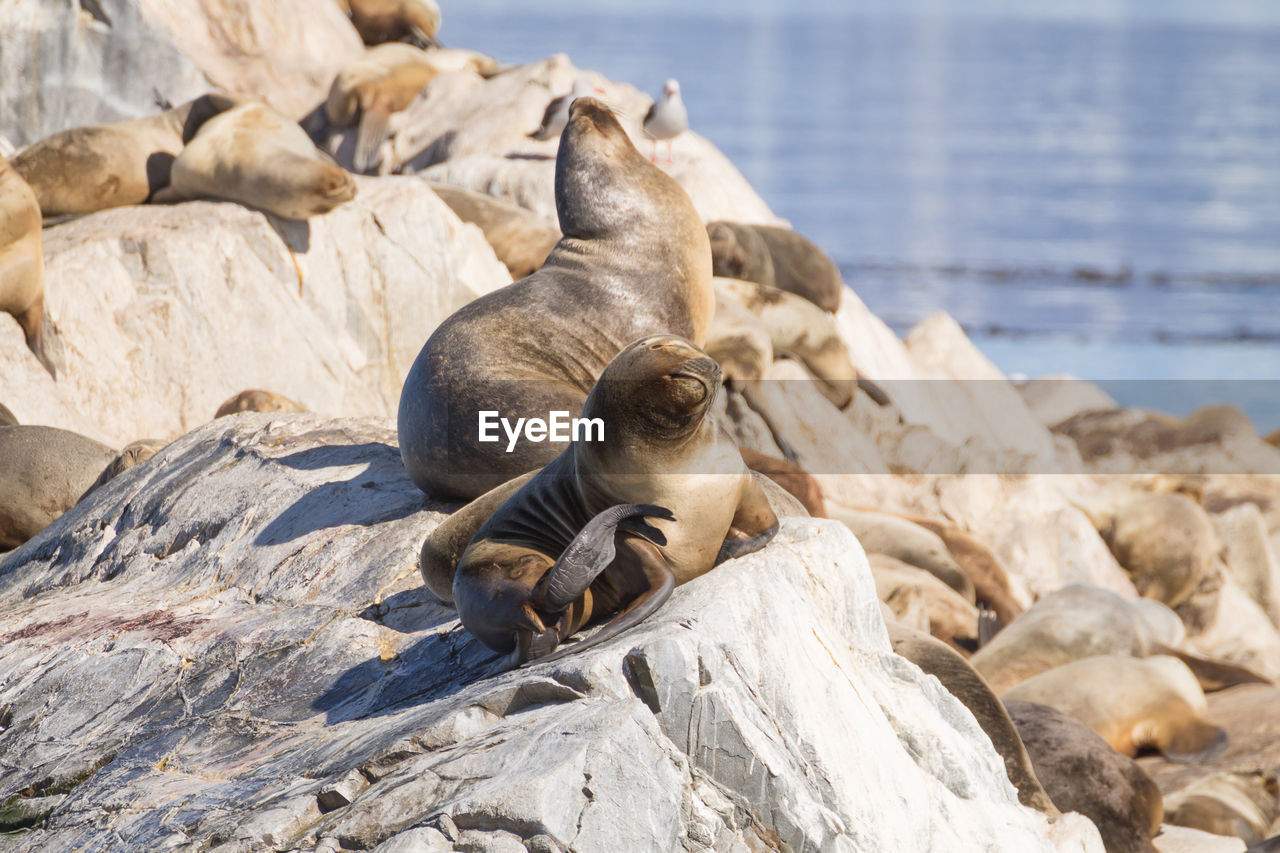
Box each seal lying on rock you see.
[1164,771,1280,847]
[0,425,117,549]
[440,336,779,664]
[11,94,240,217]
[1003,655,1229,763]
[429,184,560,279]
[336,0,441,47]
[708,221,844,313]
[152,103,357,220]
[0,155,54,377]
[214,389,308,419]
[397,97,714,500]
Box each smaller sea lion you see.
[336,0,441,47]
[708,221,776,290]
[1006,700,1164,853]
[152,103,357,220]
[1003,655,1229,763]
[873,554,979,651]
[0,403,16,427]
[1164,771,1280,847]
[444,335,779,664]
[0,155,53,377]
[80,438,168,501]
[707,221,844,313]
[429,184,560,279]
[887,624,1059,815]
[1102,493,1223,611]
[214,389,308,419]
[827,505,976,602]
[0,426,117,549]
[11,94,240,217]
[904,515,1023,625]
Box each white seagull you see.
[528,75,605,141]
[642,78,688,163]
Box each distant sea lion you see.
[886,624,1059,815]
[708,221,843,312]
[446,336,779,664]
[904,515,1023,625]
[0,426,117,549]
[152,103,357,220]
[736,446,826,518]
[214,389,308,419]
[873,554,979,651]
[1005,700,1164,853]
[11,94,240,217]
[80,438,167,501]
[397,97,714,500]
[1164,771,1280,846]
[1003,655,1229,763]
[0,402,17,427]
[0,155,54,377]
[826,505,976,602]
[336,0,442,47]
[429,184,560,279]
[1101,493,1223,611]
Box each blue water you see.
[440,1,1280,423]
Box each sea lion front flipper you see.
[354,103,392,173]
[533,503,674,612]
[1159,718,1229,764]
[715,477,779,565]
[1152,644,1272,692]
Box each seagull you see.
[528,75,605,141]
[643,78,687,163]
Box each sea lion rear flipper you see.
[533,503,674,611]
[1160,718,1229,764]
[354,105,392,174]
[1153,644,1272,692]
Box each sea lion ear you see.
[1161,719,1229,764]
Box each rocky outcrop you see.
[0,0,362,147]
[0,414,1103,852]
[0,176,510,447]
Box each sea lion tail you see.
[533,503,674,611]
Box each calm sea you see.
[442,1,1280,426]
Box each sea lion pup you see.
[886,624,1059,815]
[152,103,357,220]
[1164,771,1280,846]
[428,184,560,279]
[1005,700,1164,853]
[874,555,980,651]
[0,402,17,427]
[708,221,844,313]
[214,389,308,419]
[397,97,714,500]
[11,94,240,217]
[0,156,54,377]
[335,0,441,48]
[1003,655,1229,763]
[0,426,117,549]
[448,336,779,664]
[970,585,1267,695]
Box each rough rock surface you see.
[0,176,510,446]
[0,414,1102,852]
[0,0,362,147]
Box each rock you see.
[1211,502,1280,628]
[385,55,782,227]
[1154,824,1248,853]
[0,0,363,147]
[0,414,1102,852]
[1016,375,1118,429]
[0,176,510,446]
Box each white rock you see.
[1016,374,1118,429]
[1154,824,1247,853]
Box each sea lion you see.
[0,155,53,377]
[336,0,441,47]
[736,446,826,518]
[80,438,168,501]
[214,389,308,419]
[826,505,976,601]
[1102,493,1223,611]
[1164,771,1280,847]
[886,624,1059,815]
[1006,700,1164,853]
[152,103,357,220]
[397,97,714,500]
[429,184,560,279]
[904,514,1023,625]
[0,402,16,427]
[708,221,844,313]
[446,336,779,664]
[1003,655,1229,763]
[0,426,117,549]
[11,94,240,217]
[873,554,979,651]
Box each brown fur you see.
[214,389,307,419]
[430,184,560,279]
[0,156,53,376]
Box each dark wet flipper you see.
[714,522,779,565]
[533,503,674,612]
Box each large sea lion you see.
[1006,700,1164,853]
[443,336,779,664]
[10,94,240,217]
[0,156,53,377]
[336,0,441,47]
[429,184,560,280]
[0,426,117,549]
[886,624,1059,815]
[1003,655,1229,763]
[151,103,357,220]
[708,221,844,313]
[1164,771,1280,847]
[397,97,715,500]
[214,389,308,419]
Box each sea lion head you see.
[585,334,722,441]
[454,546,560,656]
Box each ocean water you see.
[440,1,1280,426]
